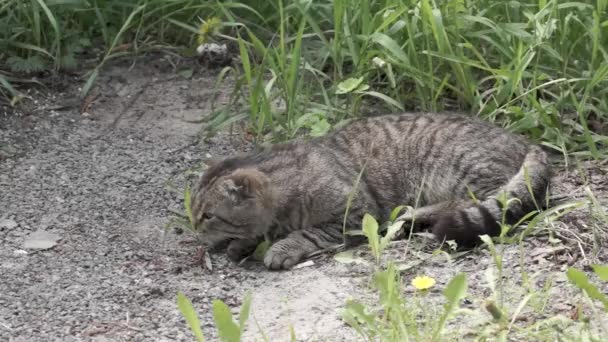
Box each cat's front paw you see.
[227,239,259,262]
[263,242,305,270]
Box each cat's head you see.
[191,165,275,248]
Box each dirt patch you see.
[1,55,607,341]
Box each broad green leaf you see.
[567,268,591,288]
[592,265,608,281]
[433,273,467,339]
[341,300,377,328]
[212,300,241,342]
[567,268,608,311]
[310,118,331,137]
[295,112,322,127]
[176,292,205,342]
[336,77,364,94]
[355,84,370,92]
[362,214,379,238]
[443,273,467,303]
[381,221,404,248]
[373,264,401,306]
[362,214,380,262]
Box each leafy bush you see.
[2,0,606,155]
[205,0,608,155]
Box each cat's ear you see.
[199,157,226,187]
[223,169,273,205]
[221,178,242,194]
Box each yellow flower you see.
[197,17,222,45]
[411,275,436,290]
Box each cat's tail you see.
[432,145,552,246]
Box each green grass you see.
[0,0,228,100]
[202,0,608,156]
[2,0,607,156]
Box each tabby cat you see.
[191,112,551,270]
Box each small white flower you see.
[372,57,386,68]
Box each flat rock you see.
[0,218,18,230]
[23,230,61,250]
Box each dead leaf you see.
[569,305,580,321]
[23,230,61,250]
[83,324,112,336]
[191,246,212,271]
[553,302,573,313]
[531,246,570,264]
[204,250,213,271]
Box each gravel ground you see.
[1,56,607,342]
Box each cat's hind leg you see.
[397,200,475,227]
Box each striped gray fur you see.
[190,112,552,270]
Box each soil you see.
[1,54,607,342]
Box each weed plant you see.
[176,190,608,340]
[202,0,608,156]
[1,0,607,156]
